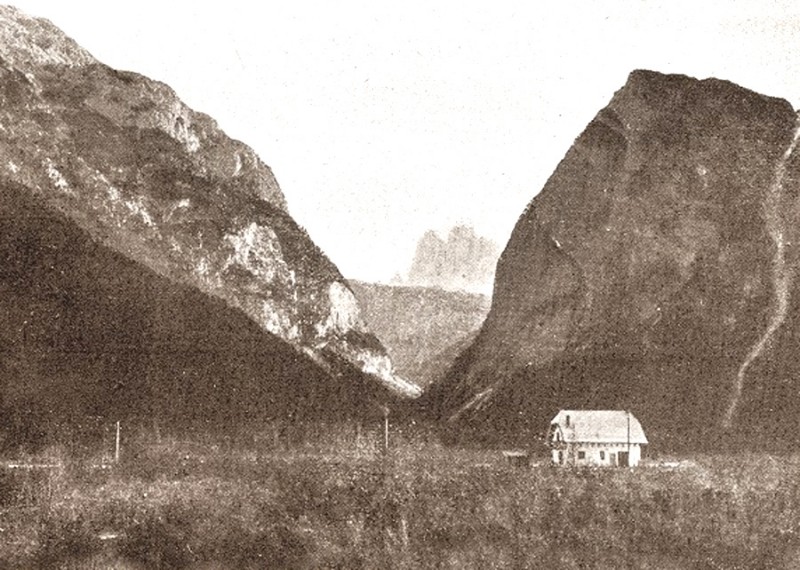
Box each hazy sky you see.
[10,1,800,282]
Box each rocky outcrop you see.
[0,6,417,444]
[429,70,800,449]
[406,226,499,294]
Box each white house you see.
[547,410,647,467]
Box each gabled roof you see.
[550,410,648,445]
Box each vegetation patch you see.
[1,438,799,569]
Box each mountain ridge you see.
[428,69,800,449]
[0,5,417,444]
[1,180,402,443]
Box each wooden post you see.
[382,407,389,454]
[114,420,121,463]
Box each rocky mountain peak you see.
[406,225,499,295]
[0,6,95,69]
[0,6,418,443]
[429,70,800,449]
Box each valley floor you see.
[1,431,799,569]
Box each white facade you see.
[548,410,647,468]
[550,441,643,467]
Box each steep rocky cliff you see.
[429,70,800,449]
[0,6,417,443]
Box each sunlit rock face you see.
[429,70,800,449]
[0,6,416,443]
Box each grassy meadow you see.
[1,425,800,569]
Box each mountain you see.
[406,226,499,294]
[0,184,399,442]
[427,70,800,450]
[349,282,490,389]
[0,6,417,445]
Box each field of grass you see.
[2,427,800,569]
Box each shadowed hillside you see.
[0,6,416,446]
[430,70,800,449]
[0,181,398,447]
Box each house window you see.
[577,451,586,460]
[600,451,605,460]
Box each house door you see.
[618,451,630,467]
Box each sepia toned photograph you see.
[2,1,800,568]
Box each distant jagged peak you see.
[447,224,478,241]
[418,229,444,248]
[448,224,497,252]
[0,5,95,69]
[407,224,499,295]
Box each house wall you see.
[551,442,642,467]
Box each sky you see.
[9,1,800,282]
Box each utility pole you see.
[115,420,121,464]
[627,410,631,465]
[382,406,390,454]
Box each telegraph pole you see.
[627,410,631,464]
[383,406,390,454]
[115,420,121,463]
